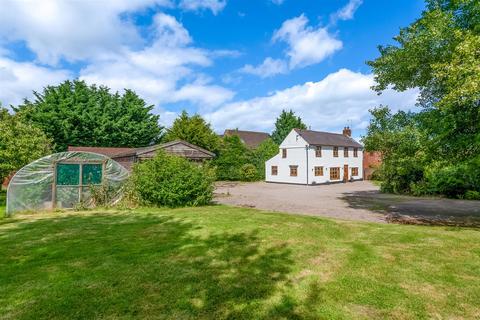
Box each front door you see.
[343,165,349,182]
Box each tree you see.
[15,80,163,152]
[164,111,220,153]
[367,0,480,161]
[250,138,279,179]
[271,110,307,144]
[214,135,251,181]
[364,0,480,198]
[0,107,51,182]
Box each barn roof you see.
[294,129,363,148]
[67,146,135,158]
[223,129,270,148]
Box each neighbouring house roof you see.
[294,129,363,148]
[67,146,136,158]
[223,129,270,148]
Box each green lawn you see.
[1,206,480,319]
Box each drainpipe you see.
[305,145,309,186]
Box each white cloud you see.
[273,14,343,69]
[331,0,363,23]
[79,13,234,109]
[0,0,172,65]
[0,56,71,107]
[204,69,418,133]
[179,0,227,15]
[240,57,288,78]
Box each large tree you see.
[271,110,307,144]
[15,80,163,152]
[164,111,220,153]
[0,107,51,182]
[364,0,480,197]
[367,0,480,161]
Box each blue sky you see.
[0,0,423,137]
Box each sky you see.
[0,0,424,139]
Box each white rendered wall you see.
[307,146,363,184]
[265,130,308,184]
[265,130,364,185]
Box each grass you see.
[1,206,480,319]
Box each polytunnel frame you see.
[6,151,130,216]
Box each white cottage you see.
[265,127,363,185]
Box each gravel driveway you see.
[214,181,480,225]
[215,181,386,223]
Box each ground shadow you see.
[0,212,296,319]
[341,190,480,227]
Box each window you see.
[354,148,358,157]
[82,164,103,185]
[56,164,80,185]
[344,147,349,157]
[282,148,287,158]
[290,165,298,177]
[330,167,340,180]
[314,166,323,176]
[271,166,278,176]
[315,146,322,157]
[351,167,359,176]
[333,146,339,157]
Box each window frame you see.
[351,167,359,176]
[354,147,358,157]
[330,167,340,180]
[282,148,287,158]
[344,147,349,157]
[271,166,278,176]
[333,146,339,157]
[314,166,323,176]
[289,165,298,177]
[315,146,322,157]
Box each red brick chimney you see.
[342,126,352,137]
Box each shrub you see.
[465,191,480,200]
[214,135,250,181]
[240,164,257,181]
[132,151,215,207]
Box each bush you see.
[465,191,480,200]
[214,135,250,181]
[240,164,257,181]
[132,151,215,207]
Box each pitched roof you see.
[69,140,215,159]
[115,140,215,158]
[67,146,136,158]
[223,129,270,148]
[294,129,363,148]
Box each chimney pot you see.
[343,126,352,137]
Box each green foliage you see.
[14,80,163,152]
[164,111,220,153]
[213,135,250,181]
[239,164,257,182]
[250,138,279,179]
[465,191,480,200]
[271,109,307,144]
[0,107,51,181]
[365,0,480,198]
[132,150,215,207]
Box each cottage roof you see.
[223,129,270,148]
[294,129,363,148]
